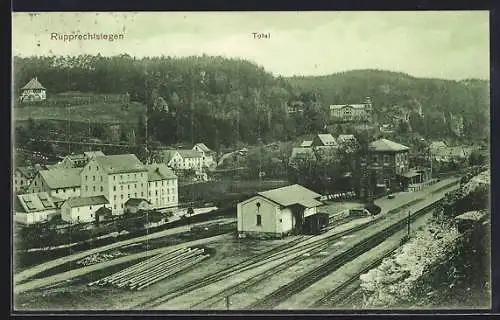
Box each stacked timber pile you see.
[87,247,209,290]
[77,251,125,267]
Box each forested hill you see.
[14,56,489,149]
[14,55,326,149]
[287,69,489,140]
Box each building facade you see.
[192,143,216,168]
[20,77,46,102]
[27,168,82,200]
[80,154,148,215]
[59,151,105,168]
[13,166,37,194]
[61,196,109,223]
[330,97,372,123]
[162,149,204,172]
[146,164,178,209]
[237,184,323,238]
[358,139,410,200]
[14,192,58,225]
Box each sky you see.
[12,11,490,80]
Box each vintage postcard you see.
[12,11,490,311]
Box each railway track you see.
[134,218,383,309]
[246,199,443,310]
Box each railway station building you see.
[237,184,325,239]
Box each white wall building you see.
[14,192,58,225]
[80,154,148,215]
[61,195,110,223]
[146,164,178,209]
[27,167,82,201]
[237,184,323,238]
[20,77,46,102]
[192,143,216,168]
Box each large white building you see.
[80,154,148,215]
[192,143,216,168]
[146,163,178,209]
[160,149,204,172]
[237,184,323,238]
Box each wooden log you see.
[136,255,210,290]
[102,248,190,285]
[124,249,204,288]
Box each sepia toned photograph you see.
[12,11,490,311]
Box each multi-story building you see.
[330,97,373,123]
[146,164,178,209]
[192,143,216,168]
[160,149,204,172]
[13,166,37,194]
[358,138,410,200]
[27,167,82,200]
[80,154,148,215]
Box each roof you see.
[337,134,357,142]
[66,154,87,161]
[369,139,410,152]
[330,104,368,110]
[159,150,179,163]
[430,141,447,149]
[21,77,45,90]
[64,195,109,208]
[315,134,337,146]
[193,143,212,153]
[17,192,56,213]
[257,184,322,208]
[83,151,105,158]
[96,206,112,216]
[146,164,177,181]
[38,167,82,189]
[16,166,37,179]
[93,154,146,174]
[400,170,421,178]
[177,149,203,159]
[125,198,150,206]
[300,140,313,147]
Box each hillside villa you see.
[20,77,46,102]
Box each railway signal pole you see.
[225,295,230,310]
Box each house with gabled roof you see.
[27,167,82,200]
[237,184,324,238]
[158,149,204,172]
[192,143,216,168]
[59,151,105,168]
[14,192,58,224]
[61,195,110,223]
[312,134,337,148]
[80,154,148,215]
[20,77,46,102]
[13,166,37,194]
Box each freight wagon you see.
[302,213,330,235]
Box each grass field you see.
[14,101,146,124]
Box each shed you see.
[237,184,323,238]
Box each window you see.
[34,181,37,186]
[96,166,99,171]
[256,214,262,226]
[384,155,390,163]
[134,174,136,178]
[128,184,130,190]
[114,176,116,181]
[128,194,130,198]
[113,186,116,191]
[141,192,144,197]
[90,206,92,210]
[73,188,76,192]
[279,219,282,223]
[85,186,88,191]
[93,186,96,192]
[91,214,93,218]
[100,186,103,192]
[372,154,379,164]
[114,195,117,200]
[155,190,158,195]
[121,194,123,199]
[114,204,117,210]
[77,216,80,221]
[93,176,95,181]
[134,184,137,188]
[121,186,123,191]
[56,189,59,194]
[85,175,88,181]
[100,176,103,182]
[134,192,137,197]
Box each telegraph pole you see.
[407,210,411,236]
[225,295,230,310]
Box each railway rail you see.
[134,218,383,309]
[246,199,443,310]
[135,184,456,309]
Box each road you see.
[14,217,233,285]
